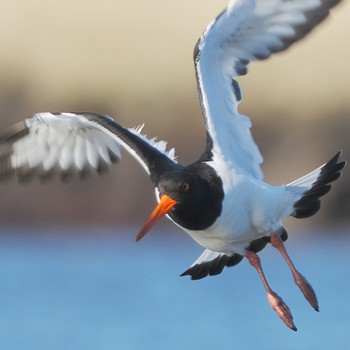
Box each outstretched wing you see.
[195,0,341,180]
[0,112,179,184]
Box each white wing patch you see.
[0,112,178,181]
[7,112,121,177]
[196,0,340,181]
[189,249,224,267]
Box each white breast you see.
[183,157,290,255]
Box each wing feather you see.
[180,249,244,280]
[74,134,87,171]
[195,0,342,180]
[0,112,178,182]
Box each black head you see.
[136,167,224,241]
[157,171,198,204]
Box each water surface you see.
[0,227,349,350]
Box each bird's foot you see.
[294,273,319,311]
[270,233,319,312]
[267,291,297,331]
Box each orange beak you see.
[136,194,177,242]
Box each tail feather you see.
[288,151,346,219]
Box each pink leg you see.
[270,233,319,311]
[245,250,297,331]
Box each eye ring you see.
[182,182,190,192]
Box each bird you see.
[0,0,346,331]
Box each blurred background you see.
[0,1,349,349]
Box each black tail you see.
[291,151,346,219]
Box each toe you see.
[267,291,297,331]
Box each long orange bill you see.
[136,195,177,242]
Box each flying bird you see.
[0,0,346,331]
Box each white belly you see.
[182,173,289,255]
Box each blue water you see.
[0,227,349,350]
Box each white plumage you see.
[10,113,121,174]
[195,0,340,182]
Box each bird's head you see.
[135,171,198,241]
[136,170,223,241]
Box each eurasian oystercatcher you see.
[0,0,346,331]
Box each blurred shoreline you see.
[0,1,349,227]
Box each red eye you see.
[182,182,190,192]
